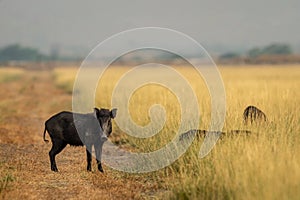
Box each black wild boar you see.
[43,108,117,172]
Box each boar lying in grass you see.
[179,129,252,141]
[243,105,267,124]
[43,108,117,172]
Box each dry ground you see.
[0,69,160,199]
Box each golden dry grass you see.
[53,64,300,199]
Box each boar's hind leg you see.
[49,140,67,172]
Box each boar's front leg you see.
[95,142,104,173]
[86,145,92,171]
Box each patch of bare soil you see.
[0,70,160,199]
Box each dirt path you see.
[0,70,159,199]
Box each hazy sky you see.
[0,0,299,55]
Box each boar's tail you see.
[43,126,49,143]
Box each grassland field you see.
[0,64,299,199]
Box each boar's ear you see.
[93,108,100,118]
[110,108,117,118]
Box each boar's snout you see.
[101,134,108,142]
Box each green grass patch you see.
[0,68,24,83]
[0,173,14,193]
[52,68,76,94]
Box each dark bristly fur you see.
[243,105,267,124]
[179,129,252,141]
[179,129,226,141]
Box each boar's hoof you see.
[51,166,58,172]
[98,165,104,173]
[87,166,92,172]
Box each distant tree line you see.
[0,44,47,62]
[0,44,81,62]
[220,43,293,59]
[248,43,292,58]
[0,43,297,64]
[218,43,298,64]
